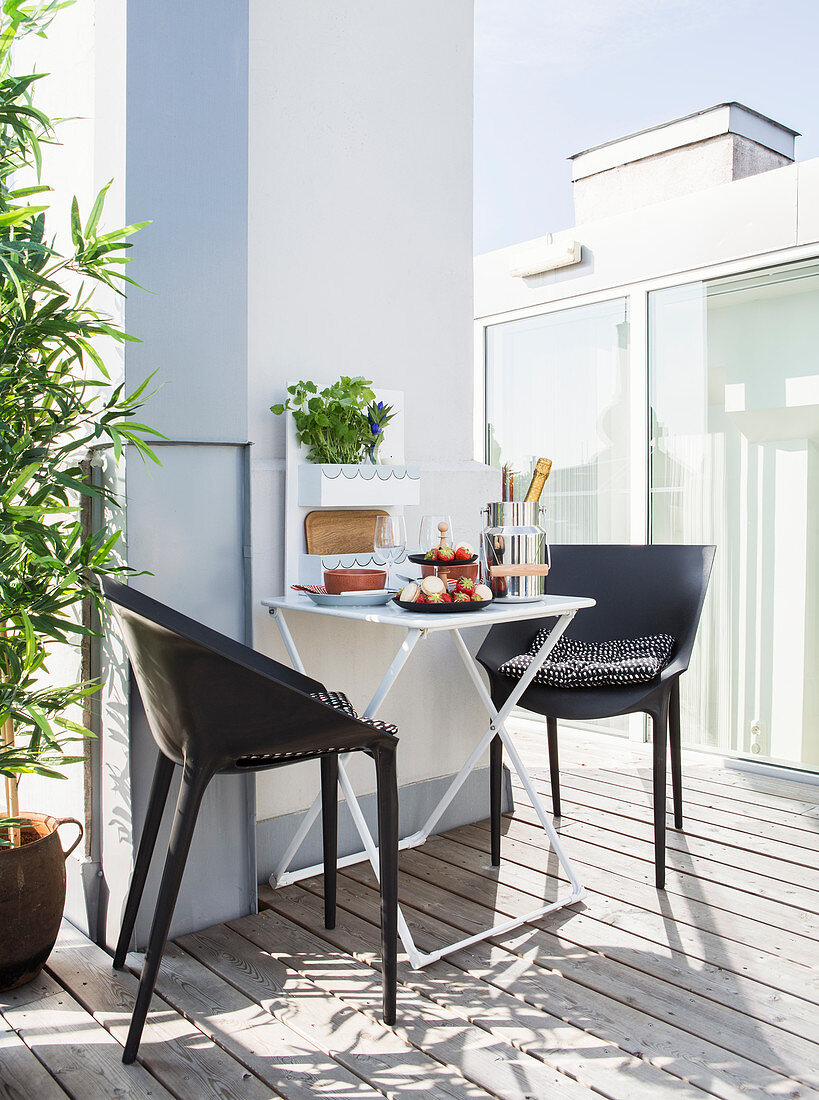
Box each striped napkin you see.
[291,584,328,595]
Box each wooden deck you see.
[2,726,819,1100]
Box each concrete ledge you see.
[256,764,512,883]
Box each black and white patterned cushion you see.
[236,690,397,768]
[309,690,399,735]
[498,629,674,689]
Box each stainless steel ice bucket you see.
[481,501,550,601]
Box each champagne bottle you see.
[523,457,552,503]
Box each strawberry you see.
[426,591,445,604]
[415,592,428,603]
[471,592,486,601]
[441,592,453,602]
[455,577,475,594]
[436,545,456,561]
[452,591,470,602]
[424,548,437,561]
[454,546,473,561]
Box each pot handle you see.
[53,817,84,860]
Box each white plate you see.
[303,590,395,608]
[492,594,548,604]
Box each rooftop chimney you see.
[570,103,798,224]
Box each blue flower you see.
[371,422,382,435]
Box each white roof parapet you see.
[570,103,799,182]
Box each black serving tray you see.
[407,553,479,567]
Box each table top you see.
[262,593,595,632]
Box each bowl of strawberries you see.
[408,541,477,568]
[394,574,493,613]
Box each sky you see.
[474,0,819,255]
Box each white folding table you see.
[262,593,595,968]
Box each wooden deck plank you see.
[474,810,819,963]
[180,921,494,1100]
[331,859,819,1100]
[0,1013,70,1100]
[402,833,819,1076]
[245,900,626,1100]
[261,884,714,1100]
[2,987,176,1100]
[509,765,819,872]
[130,941,389,1100]
[46,922,282,1100]
[450,820,819,1013]
[517,751,819,835]
[512,727,819,807]
[508,774,819,904]
[545,766,819,853]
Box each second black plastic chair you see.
[478,544,715,889]
[102,579,399,1065]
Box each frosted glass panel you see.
[650,263,819,769]
[486,298,631,543]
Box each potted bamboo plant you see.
[0,3,158,989]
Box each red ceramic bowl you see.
[324,567,387,594]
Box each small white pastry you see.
[399,582,420,603]
[474,583,493,601]
[420,574,445,595]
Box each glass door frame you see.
[475,240,819,758]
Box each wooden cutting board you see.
[304,509,390,556]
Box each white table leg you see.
[269,608,308,674]
[399,612,586,967]
[268,614,424,891]
[414,612,575,841]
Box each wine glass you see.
[419,514,453,556]
[373,515,407,590]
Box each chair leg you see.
[375,746,398,1027]
[651,697,670,890]
[114,753,175,970]
[669,679,683,830]
[321,754,338,930]
[490,734,503,867]
[546,717,561,818]
[122,759,211,1065]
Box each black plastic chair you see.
[477,545,715,889]
[101,579,399,1064]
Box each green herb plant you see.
[1,1,159,847]
[271,376,382,464]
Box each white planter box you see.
[297,464,420,508]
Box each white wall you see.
[247,1,495,836]
[475,157,819,319]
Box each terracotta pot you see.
[324,567,387,594]
[0,813,83,991]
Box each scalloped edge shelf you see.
[298,463,420,507]
[299,550,409,586]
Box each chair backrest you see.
[478,544,715,673]
[101,578,328,767]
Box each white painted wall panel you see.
[246,1,492,845]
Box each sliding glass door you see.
[650,261,819,768]
[484,260,819,769]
